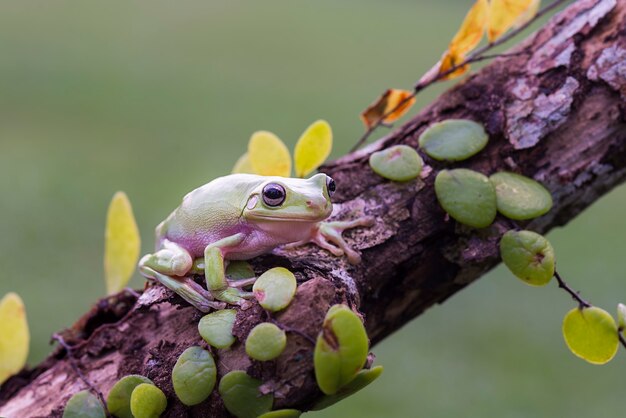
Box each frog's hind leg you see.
[139,240,224,312]
[140,240,193,276]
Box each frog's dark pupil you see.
[327,177,336,195]
[266,188,282,199]
[262,183,286,206]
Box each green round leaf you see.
[245,323,287,361]
[226,260,255,281]
[418,119,488,161]
[130,383,167,418]
[434,169,496,228]
[500,230,555,286]
[253,267,297,312]
[490,172,552,220]
[618,303,626,330]
[258,409,302,418]
[312,366,384,411]
[107,375,154,418]
[314,304,369,395]
[63,390,106,418]
[198,309,237,349]
[218,370,273,418]
[369,145,423,182]
[562,307,619,365]
[172,346,216,406]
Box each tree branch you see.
[1,0,625,416]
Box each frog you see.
[138,173,374,312]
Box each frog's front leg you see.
[204,233,255,305]
[191,259,257,289]
[138,240,224,312]
[289,217,375,264]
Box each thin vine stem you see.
[52,333,111,417]
[553,270,591,308]
[264,309,317,345]
[350,0,571,152]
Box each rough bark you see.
[1,0,625,416]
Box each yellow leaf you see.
[450,0,489,56]
[0,292,29,385]
[294,120,333,178]
[438,51,470,80]
[248,131,292,177]
[104,191,141,295]
[438,0,488,80]
[383,90,417,124]
[513,0,540,29]
[360,89,416,129]
[562,306,619,365]
[231,152,256,174]
[488,0,537,42]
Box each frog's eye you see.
[326,177,336,198]
[262,183,286,207]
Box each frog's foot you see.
[210,287,255,309]
[139,263,225,312]
[313,216,375,264]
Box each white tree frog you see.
[139,173,373,312]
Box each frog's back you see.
[157,174,265,254]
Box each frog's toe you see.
[310,234,343,256]
[210,287,246,305]
[237,299,254,310]
[359,216,376,228]
[329,216,375,232]
[344,247,362,265]
[227,277,257,288]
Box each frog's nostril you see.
[306,200,313,207]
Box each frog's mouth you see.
[245,212,330,223]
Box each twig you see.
[52,334,111,417]
[264,309,317,345]
[553,270,591,308]
[266,313,317,345]
[350,0,571,152]
[464,48,531,63]
[281,325,317,346]
[619,333,626,350]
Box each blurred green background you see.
[1,1,624,416]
